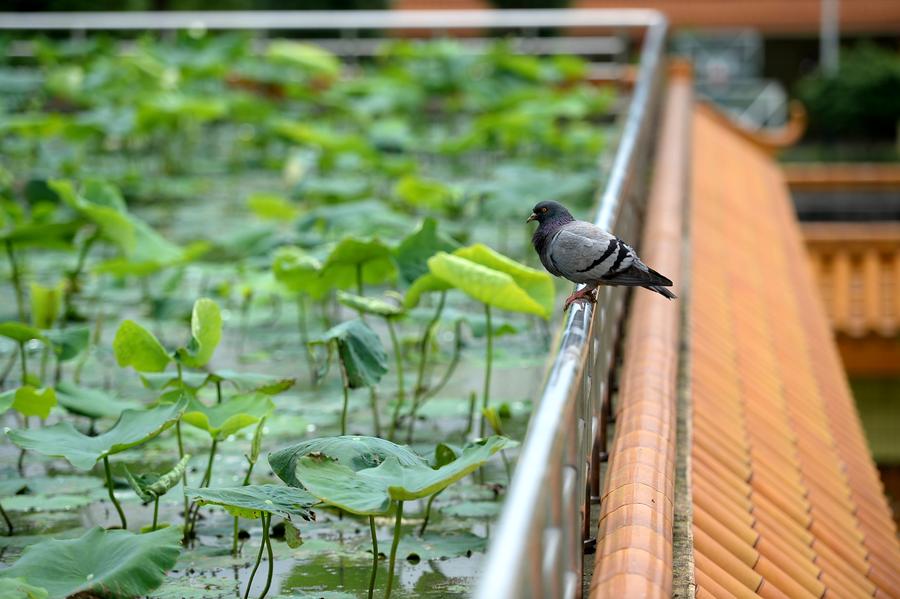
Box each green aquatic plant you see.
[270,435,513,599]
[405,243,553,437]
[123,454,190,531]
[312,319,388,436]
[0,525,182,599]
[185,484,317,599]
[5,396,188,529]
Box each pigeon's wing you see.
[548,222,633,283]
[601,263,673,287]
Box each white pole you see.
[820,0,840,75]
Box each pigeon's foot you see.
[563,287,597,311]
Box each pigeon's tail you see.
[645,285,677,300]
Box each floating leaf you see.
[175,298,222,368]
[113,320,171,373]
[54,381,139,419]
[5,396,188,470]
[284,436,513,515]
[269,435,423,489]
[314,319,388,389]
[181,394,273,441]
[397,531,487,561]
[336,291,404,318]
[185,484,317,520]
[0,526,181,599]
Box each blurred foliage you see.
[796,44,900,141]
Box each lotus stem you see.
[355,263,364,298]
[64,230,99,322]
[0,350,17,387]
[74,311,103,384]
[478,304,493,439]
[152,496,159,531]
[368,515,379,599]
[419,491,441,536]
[386,318,405,442]
[369,387,382,438]
[296,296,317,385]
[200,439,218,488]
[421,319,463,403]
[464,391,477,438]
[18,341,27,385]
[338,356,350,436]
[5,240,26,322]
[235,434,259,556]
[16,413,28,476]
[103,456,127,530]
[260,513,274,599]
[384,501,404,599]
[406,292,446,443]
[216,380,223,404]
[0,502,13,535]
[232,517,240,556]
[243,513,267,599]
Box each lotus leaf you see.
[140,370,294,395]
[5,396,188,469]
[247,193,299,221]
[43,326,90,361]
[0,577,48,599]
[185,484,317,520]
[393,217,459,285]
[29,282,62,329]
[294,436,513,515]
[272,246,328,299]
[181,394,274,441]
[336,291,404,318]
[0,525,181,599]
[393,175,458,212]
[4,386,57,419]
[0,323,46,344]
[49,179,135,253]
[124,454,190,503]
[269,435,423,489]
[313,319,388,389]
[266,41,340,77]
[175,298,222,368]
[321,237,397,290]
[113,320,171,373]
[54,382,139,419]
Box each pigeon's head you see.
[527,200,573,225]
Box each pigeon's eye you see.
[540,207,548,213]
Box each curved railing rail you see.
[474,13,668,599]
[0,9,668,597]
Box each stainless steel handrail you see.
[474,13,668,599]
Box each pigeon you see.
[527,200,676,311]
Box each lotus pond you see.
[0,32,619,598]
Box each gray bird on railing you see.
[527,200,676,311]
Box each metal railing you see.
[474,12,668,599]
[0,8,668,598]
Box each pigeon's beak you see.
[526,213,537,223]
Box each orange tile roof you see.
[690,106,900,597]
[589,66,691,598]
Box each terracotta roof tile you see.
[690,106,900,598]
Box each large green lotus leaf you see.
[0,322,46,344]
[185,484,317,520]
[314,319,388,389]
[393,217,459,285]
[29,282,62,329]
[42,326,90,361]
[393,175,458,212]
[0,525,181,599]
[0,577,48,599]
[269,435,424,489]
[266,41,340,77]
[0,221,81,249]
[49,179,135,253]
[175,298,221,368]
[181,394,273,441]
[321,237,397,290]
[140,370,294,396]
[294,436,514,515]
[402,273,451,310]
[9,386,57,419]
[336,291,404,318]
[454,243,554,316]
[113,320,171,373]
[247,193,299,221]
[272,246,328,299]
[5,396,188,470]
[427,251,551,318]
[54,382,140,419]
